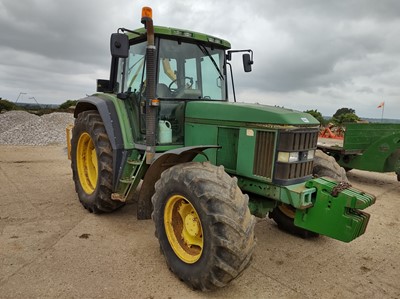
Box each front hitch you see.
[294,177,376,242]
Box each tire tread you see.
[71,110,123,213]
[152,162,256,290]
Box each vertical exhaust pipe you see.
[141,7,159,164]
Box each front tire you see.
[313,150,348,182]
[269,204,318,238]
[71,110,123,213]
[152,162,256,290]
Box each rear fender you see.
[137,145,220,219]
[74,96,124,150]
[74,96,125,189]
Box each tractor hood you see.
[185,101,319,126]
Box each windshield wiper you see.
[197,44,224,80]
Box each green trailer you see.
[318,123,400,180]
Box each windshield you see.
[118,41,146,95]
[118,38,227,101]
[157,39,226,100]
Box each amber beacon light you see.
[141,6,153,20]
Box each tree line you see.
[304,108,360,127]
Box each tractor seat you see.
[156,83,171,98]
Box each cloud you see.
[0,0,399,118]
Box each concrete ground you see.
[0,145,399,298]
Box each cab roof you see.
[127,25,231,49]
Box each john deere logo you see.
[301,118,309,123]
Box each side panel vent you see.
[217,127,239,171]
[253,131,275,178]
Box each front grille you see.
[274,129,319,185]
[275,161,314,180]
[278,130,318,151]
[253,131,275,179]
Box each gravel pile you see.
[0,111,75,146]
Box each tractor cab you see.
[101,11,251,150]
[115,32,229,145]
[123,37,227,101]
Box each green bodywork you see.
[185,101,320,125]
[75,24,375,243]
[185,109,317,206]
[94,93,136,149]
[183,101,375,242]
[185,101,319,175]
[319,123,400,175]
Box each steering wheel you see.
[168,77,194,93]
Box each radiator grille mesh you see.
[253,131,275,178]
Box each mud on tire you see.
[151,162,256,290]
[313,150,348,182]
[71,110,124,213]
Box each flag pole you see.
[381,102,384,122]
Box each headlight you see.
[277,151,299,163]
[277,150,315,163]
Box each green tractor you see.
[70,7,375,290]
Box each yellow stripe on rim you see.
[164,195,203,264]
[278,204,296,218]
[77,132,98,194]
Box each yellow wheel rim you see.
[164,195,203,264]
[278,204,296,219]
[76,132,98,194]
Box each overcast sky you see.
[1,0,399,119]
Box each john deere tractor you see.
[70,7,375,290]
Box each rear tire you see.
[152,162,256,290]
[71,110,124,213]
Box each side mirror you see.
[110,33,129,58]
[96,79,111,92]
[243,53,253,72]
